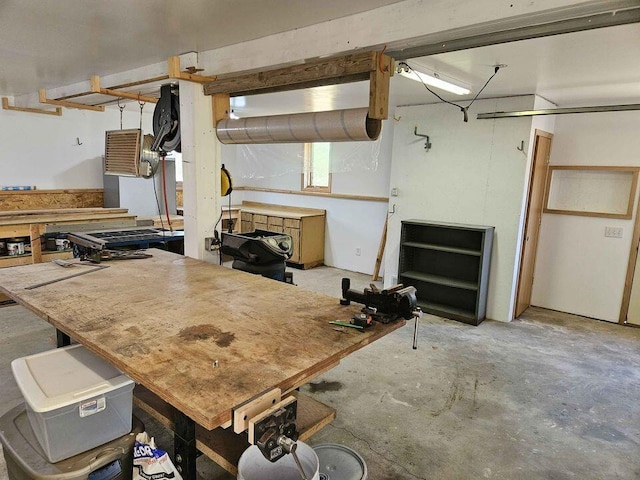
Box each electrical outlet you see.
[355,247,361,256]
[390,187,399,197]
[605,227,623,238]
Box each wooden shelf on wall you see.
[2,97,61,116]
[0,189,104,211]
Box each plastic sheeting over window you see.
[236,138,381,180]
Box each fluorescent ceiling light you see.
[398,67,470,96]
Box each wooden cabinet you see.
[240,201,325,269]
[398,220,494,326]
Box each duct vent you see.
[104,129,141,176]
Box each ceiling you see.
[0,0,404,96]
[0,2,638,115]
[236,23,640,117]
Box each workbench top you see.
[0,250,404,430]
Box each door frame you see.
[513,129,553,319]
[618,188,640,324]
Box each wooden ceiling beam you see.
[202,50,394,120]
[168,56,217,84]
[2,97,62,116]
[39,89,105,112]
[90,76,158,104]
[55,75,169,101]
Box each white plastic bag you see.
[133,432,183,480]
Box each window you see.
[303,143,331,192]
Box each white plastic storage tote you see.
[11,344,135,463]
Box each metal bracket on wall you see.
[414,127,432,151]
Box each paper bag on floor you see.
[133,432,183,480]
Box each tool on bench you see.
[329,320,364,331]
[234,390,311,479]
[244,395,309,479]
[80,249,153,263]
[339,277,423,348]
[25,263,110,290]
[219,230,294,283]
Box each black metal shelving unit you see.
[398,220,494,326]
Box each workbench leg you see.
[56,329,71,347]
[174,412,197,480]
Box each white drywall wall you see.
[0,105,154,189]
[531,110,640,322]
[224,120,394,275]
[384,96,537,322]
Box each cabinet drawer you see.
[241,212,253,222]
[268,216,284,227]
[253,214,268,224]
[254,222,268,230]
[269,225,284,233]
[283,218,300,229]
[241,221,252,232]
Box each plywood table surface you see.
[0,249,405,430]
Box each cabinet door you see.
[284,227,301,263]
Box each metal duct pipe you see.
[216,107,382,144]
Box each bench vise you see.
[340,277,417,323]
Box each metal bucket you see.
[7,241,24,256]
[55,238,71,251]
[313,444,368,480]
[237,442,320,480]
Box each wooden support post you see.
[372,215,388,281]
[168,56,217,84]
[369,52,393,120]
[90,76,158,104]
[180,81,221,262]
[38,89,105,112]
[2,97,62,116]
[29,224,42,264]
[212,93,230,127]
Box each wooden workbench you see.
[0,249,405,476]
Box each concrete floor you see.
[2,265,640,479]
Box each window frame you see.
[302,143,332,193]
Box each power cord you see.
[397,62,503,122]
